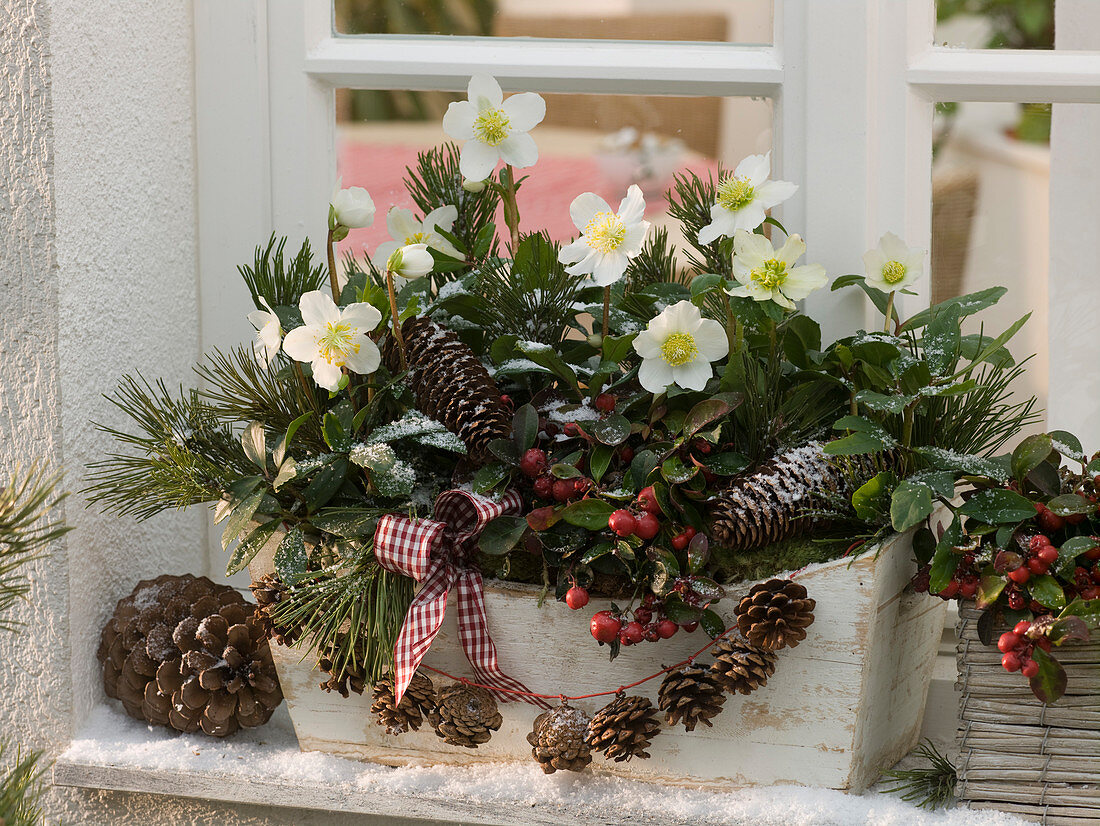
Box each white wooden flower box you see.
[249,527,945,792]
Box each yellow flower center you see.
[584,212,627,254]
[751,258,788,289]
[717,176,755,211]
[473,107,511,146]
[318,321,359,364]
[882,260,907,285]
[660,332,699,367]
[404,231,428,245]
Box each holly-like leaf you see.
[550,463,582,479]
[302,456,349,512]
[274,527,307,583]
[226,518,281,576]
[957,489,1037,525]
[479,515,528,556]
[1047,493,1097,517]
[1029,574,1067,610]
[629,450,659,492]
[322,412,351,452]
[221,488,266,551]
[560,498,615,531]
[512,404,539,453]
[590,444,613,484]
[601,333,638,365]
[1012,433,1054,482]
[1028,646,1067,704]
[663,593,702,624]
[702,452,749,476]
[913,446,1010,482]
[472,462,511,495]
[1048,430,1085,463]
[700,609,725,639]
[661,455,698,485]
[923,303,961,376]
[310,507,378,538]
[854,390,913,415]
[591,414,631,447]
[891,480,934,532]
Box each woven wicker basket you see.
[956,606,1100,824]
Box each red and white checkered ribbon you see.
[373,488,549,708]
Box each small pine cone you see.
[586,695,661,763]
[370,671,436,735]
[317,634,367,698]
[709,638,777,695]
[249,573,298,647]
[383,317,510,464]
[709,441,855,552]
[526,704,592,774]
[737,578,816,651]
[428,683,503,749]
[657,664,727,732]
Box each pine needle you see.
[237,234,327,310]
[0,741,46,826]
[880,740,957,810]
[666,169,734,277]
[623,227,683,291]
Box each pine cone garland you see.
[586,695,661,762]
[709,441,852,552]
[97,574,282,737]
[428,683,503,748]
[249,573,298,647]
[736,578,816,651]
[383,317,511,464]
[657,664,727,732]
[526,704,592,774]
[709,638,777,695]
[371,671,436,735]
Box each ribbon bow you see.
[373,488,549,708]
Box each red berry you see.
[1036,636,1052,652]
[643,626,660,642]
[1002,652,1021,672]
[1038,508,1066,532]
[623,621,645,644]
[618,631,634,646]
[594,393,616,414]
[1008,591,1026,610]
[620,446,635,463]
[608,509,637,537]
[939,580,960,598]
[565,586,589,610]
[681,621,699,633]
[960,579,978,598]
[633,607,653,626]
[590,610,621,643]
[1037,545,1059,565]
[642,593,657,607]
[670,532,689,551]
[520,448,548,478]
[634,512,660,541]
[1083,586,1100,599]
[656,619,678,639]
[637,486,662,515]
[533,475,554,499]
[1027,557,1048,575]
[563,422,581,437]
[1029,599,1046,614]
[998,632,1021,653]
[1014,620,1032,635]
[1068,513,1087,525]
[572,477,591,495]
[683,526,697,540]
[1085,542,1100,560]
[1008,566,1031,585]
[1030,535,1050,553]
[552,480,574,502]
[1021,659,1040,679]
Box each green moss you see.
[712,534,852,585]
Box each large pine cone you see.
[383,317,510,464]
[98,574,282,737]
[428,683,503,748]
[586,695,661,763]
[526,704,592,774]
[371,671,436,735]
[736,578,816,651]
[709,441,852,552]
[657,664,726,732]
[249,573,298,647]
[709,638,777,695]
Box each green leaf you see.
[661,455,698,485]
[1060,536,1099,560]
[826,431,891,456]
[1030,574,1066,610]
[226,518,281,576]
[512,404,539,453]
[516,340,580,397]
[1028,646,1067,704]
[273,527,307,583]
[1049,430,1086,463]
[663,593,702,624]
[310,508,378,538]
[922,303,961,376]
[274,411,312,466]
[683,398,736,439]
[602,333,638,365]
[854,390,913,415]
[852,471,897,522]
[526,506,561,532]
[221,488,265,551]
[699,608,725,639]
[1012,433,1053,482]
[590,444,613,484]
[560,498,615,531]
[1059,598,1100,629]
[687,533,710,574]
[488,438,519,465]
[900,287,1007,332]
[955,313,1030,377]
[241,422,267,472]
[1049,616,1089,646]
[702,452,749,476]
[322,412,350,452]
[629,450,659,492]
[591,414,631,447]
[472,462,510,495]
[689,272,724,299]
[550,462,582,480]
[913,527,936,564]
[913,446,1010,482]
[976,571,1006,609]
[957,489,1036,525]
[479,515,528,556]
[614,540,636,562]
[301,456,349,512]
[891,480,934,532]
[1048,493,1097,517]
[907,470,956,499]
[929,515,963,595]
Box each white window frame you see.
[195,0,1100,444]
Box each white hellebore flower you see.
[632,300,728,394]
[247,297,282,368]
[442,74,546,181]
[282,290,382,392]
[372,206,462,271]
[729,230,827,311]
[385,243,434,280]
[331,178,376,229]
[558,185,650,287]
[863,231,925,293]
[698,152,797,245]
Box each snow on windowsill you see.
[55,705,1026,826]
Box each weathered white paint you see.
[251,530,946,793]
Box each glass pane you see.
[336,89,773,257]
[932,99,1053,432]
[335,0,773,45]
[936,0,1056,49]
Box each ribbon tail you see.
[391,564,451,705]
[455,571,551,709]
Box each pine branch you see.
[83,376,253,520]
[880,740,957,810]
[0,466,68,633]
[238,234,327,310]
[475,232,581,344]
[0,741,46,826]
[624,227,683,291]
[666,170,734,277]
